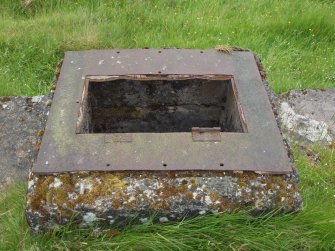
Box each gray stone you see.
[0,95,52,188]
[278,89,335,145]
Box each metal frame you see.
[33,49,292,174]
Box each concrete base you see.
[26,170,302,233]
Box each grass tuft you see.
[215,44,233,54]
[0,0,334,95]
[0,1,334,250]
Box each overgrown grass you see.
[0,1,334,250]
[0,0,334,95]
[0,145,334,250]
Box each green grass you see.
[0,145,334,251]
[0,0,334,96]
[0,1,334,250]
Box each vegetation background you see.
[0,0,334,250]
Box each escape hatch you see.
[34,49,293,174]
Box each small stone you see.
[46,100,52,107]
[279,102,332,144]
[32,96,43,103]
[52,178,62,188]
[159,217,169,223]
[139,217,148,223]
[83,212,97,226]
[28,180,34,190]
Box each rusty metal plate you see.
[192,127,221,142]
[33,49,293,174]
[104,134,133,143]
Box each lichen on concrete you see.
[26,170,302,233]
[279,102,332,144]
[277,89,335,146]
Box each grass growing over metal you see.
[0,0,334,96]
[0,145,334,250]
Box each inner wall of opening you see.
[79,79,244,133]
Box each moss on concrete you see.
[26,170,302,232]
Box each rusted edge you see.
[192,127,221,142]
[75,74,244,134]
[230,77,248,132]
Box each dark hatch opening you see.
[78,78,245,133]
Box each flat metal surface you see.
[34,49,292,174]
[192,127,221,142]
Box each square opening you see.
[77,77,245,133]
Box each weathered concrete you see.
[26,170,302,233]
[0,95,52,188]
[278,89,335,145]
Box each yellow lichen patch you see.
[189,178,197,189]
[151,200,171,210]
[215,197,236,212]
[156,181,179,199]
[185,191,193,201]
[178,184,188,192]
[271,176,285,185]
[111,200,122,208]
[41,173,76,210]
[37,129,45,137]
[76,173,126,205]
[209,191,240,212]
[265,180,275,190]
[29,176,55,211]
[209,192,221,203]
[239,181,247,187]
[34,141,42,152]
[52,187,74,210]
[181,179,188,185]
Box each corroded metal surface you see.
[34,49,292,174]
[192,127,221,142]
